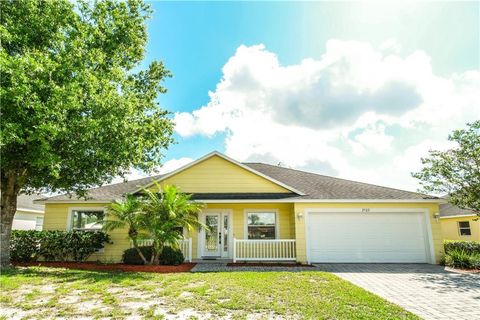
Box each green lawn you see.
[0,267,418,319]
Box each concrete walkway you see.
[191,262,316,272]
[314,264,480,320]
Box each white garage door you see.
[307,211,430,263]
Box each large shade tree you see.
[413,121,480,215]
[0,0,174,268]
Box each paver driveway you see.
[315,264,480,320]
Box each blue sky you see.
[133,1,479,191]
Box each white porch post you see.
[188,237,192,262]
[233,238,237,263]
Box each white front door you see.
[201,211,231,258]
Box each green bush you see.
[444,240,480,255]
[122,246,153,265]
[122,246,184,265]
[159,246,184,265]
[444,248,480,270]
[10,230,42,262]
[10,230,111,262]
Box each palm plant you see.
[141,182,205,265]
[103,194,148,264]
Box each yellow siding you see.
[158,155,291,193]
[441,216,480,241]
[43,203,130,263]
[293,202,444,264]
[44,200,444,264]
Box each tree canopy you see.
[0,0,173,267]
[413,121,480,215]
[1,0,173,194]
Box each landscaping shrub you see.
[444,240,480,255]
[122,246,184,265]
[10,230,42,262]
[444,248,480,270]
[122,246,153,265]
[10,230,111,262]
[159,246,184,265]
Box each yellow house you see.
[37,151,445,264]
[440,203,479,241]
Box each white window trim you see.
[244,209,279,240]
[458,221,472,236]
[67,207,107,231]
[35,217,44,231]
[67,207,107,253]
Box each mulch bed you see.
[227,262,313,267]
[14,262,196,273]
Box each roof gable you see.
[143,152,302,194]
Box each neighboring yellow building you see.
[37,151,444,264]
[440,203,479,241]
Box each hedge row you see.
[444,240,480,255]
[11,230,111,262]
[122,246,184,265]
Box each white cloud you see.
[110,157,194,185]
[350,123,394,156]
[156,157,194,174]
[174,40,480,191]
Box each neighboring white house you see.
[12,194,45,231]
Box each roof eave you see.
[36,198,444,204]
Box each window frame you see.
[35,216,44,231]
[244,209,279,240]
[458,221,472,236]
[68,207,106,231]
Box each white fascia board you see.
[196,198,444,203]
[34,200,113,205]
[36,198,443,205]
[440,214,477,219]
[16,208,45,214]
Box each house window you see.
[72,210,104,230]
[458,221,471,236]
[247,212,276,239]
[35,217,44,231]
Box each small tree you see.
[0,0,173,268]
[103,195,148,265]
[141,183,205,265]
[413,121,480,215]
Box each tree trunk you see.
[152,244,163,265]
[131,237,148,265]
[1,172,21,269]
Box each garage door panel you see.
[308,212,429,263]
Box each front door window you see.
[202,212,230,258]
[223,215,229,254]
[205,214,220,256]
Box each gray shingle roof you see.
[39,175,165,202]
[39,162,437,202]
[245,163,435,200]
[440,203,477,217]
[17,194,45,211]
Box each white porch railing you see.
[131,238,192,262]
[233,238,296,262]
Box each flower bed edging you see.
[14,262,196,273]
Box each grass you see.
[0,266,419,319]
